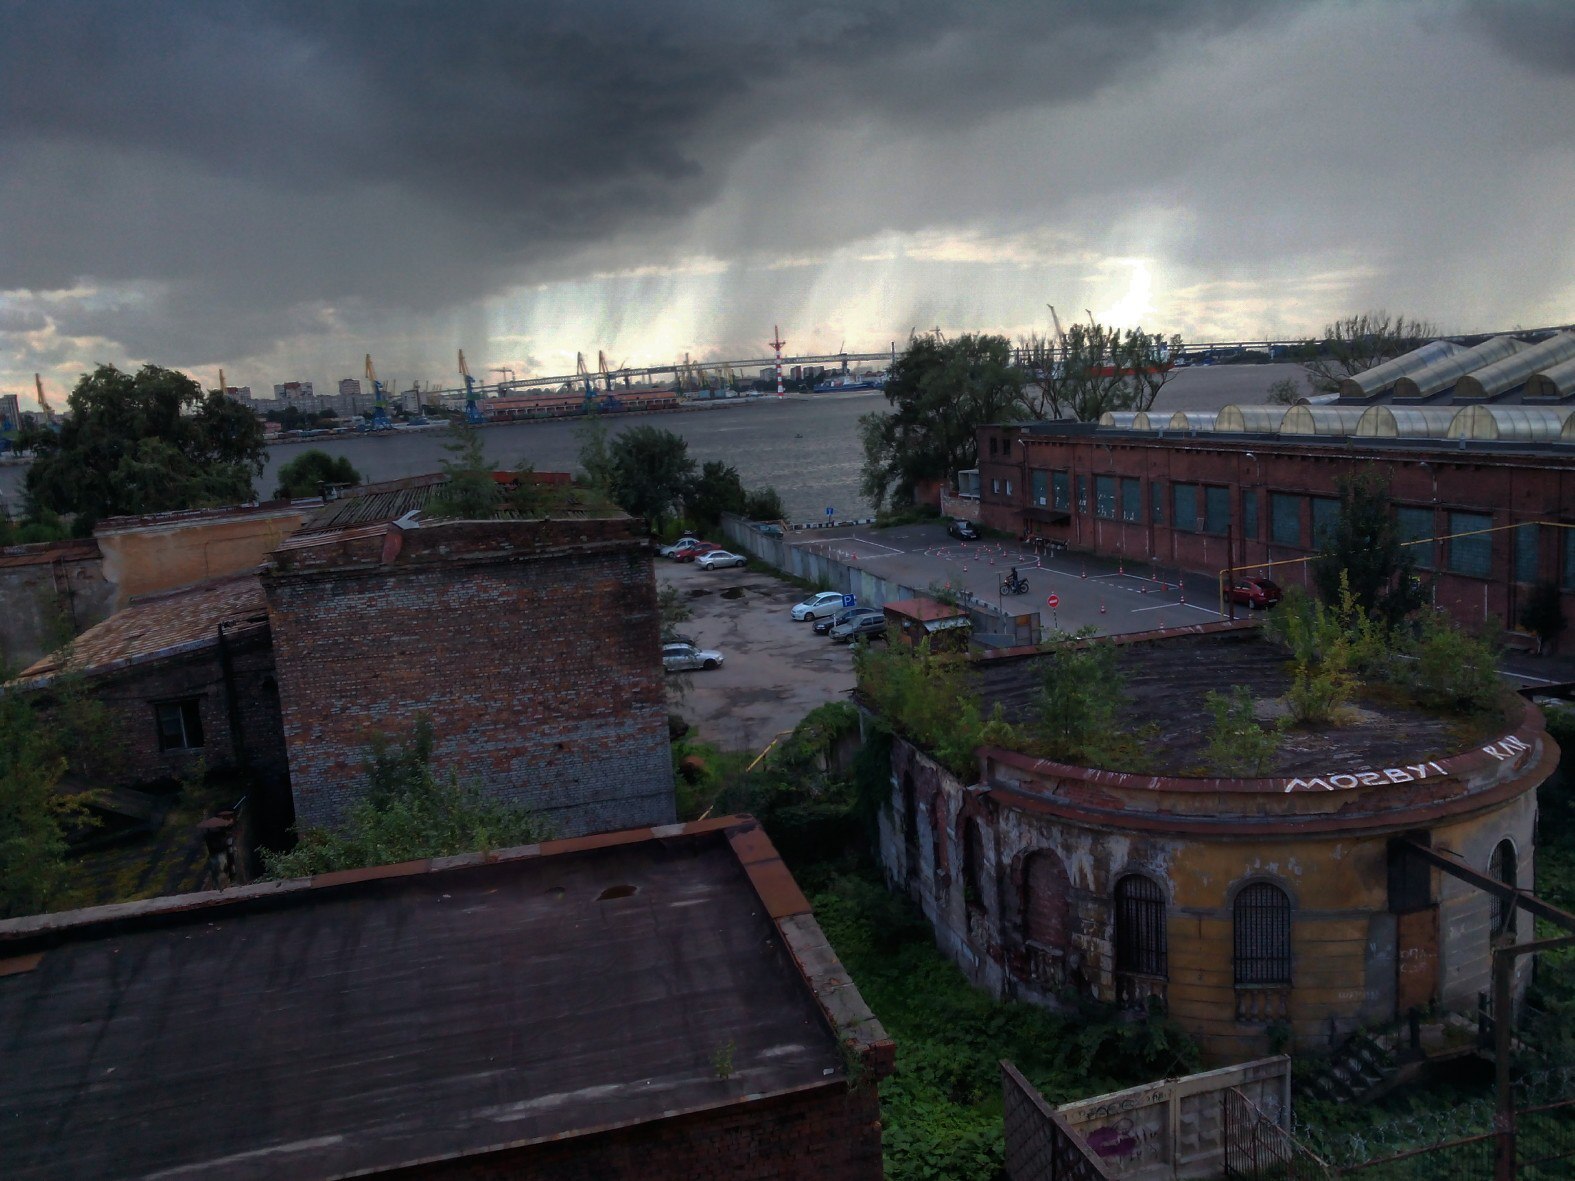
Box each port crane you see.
[365,354,392,429]
[35,372,55,422]
[457,350,485,424]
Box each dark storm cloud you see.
[0,0,1275,362]
[1468,0,1575,77]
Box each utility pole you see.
[768,325,787,397]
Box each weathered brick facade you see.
[264,517,676,836]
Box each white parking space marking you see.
[792,534,906,561]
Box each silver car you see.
[662,642,724,672]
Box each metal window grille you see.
[1204,486,1231,536]
[1515,524,1539,584]
[1448,512,1493,578]
[1269,494,1301,547]
[1115,875,1167,977]
[1490,840,1516,937]
[1095,475,1117,519]
[1120,477,1142,523]
[1233,882,1292,985]
[1172,484,1198,533]
[1396,505,1435,570]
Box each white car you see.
[696,550,746,570]
[662,642,724,672]
[791,591,847,621]
[657,536,700,558]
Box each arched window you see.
[1114,874,1167,978]
[1022,852,1069,949]
[962,818,986,910]
[1233,882,1293,986]
[1490,840,1517,937]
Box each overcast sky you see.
[3,0,1573,406]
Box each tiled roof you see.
[12,573,267,685]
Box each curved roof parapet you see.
[1447,404,1575,441]
[1454,331,1575,401]
[1165,411,1216,431]
[1526,355,1575,403]
[1279,405,1367,435]
[1215,404,1288,433]
[1098,411,1151,429]
[1354,406,1459,438]
[1391,335,1527,401]
[1335,339,1463,400]
[1295,392,1340,405]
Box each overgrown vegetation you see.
[1029,629,1150,768]
[1205,685,1283,775]
[262,718,551,876]
[1311,472,1428,629]
[852,639,993,778]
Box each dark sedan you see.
[814,605,882,635]
[947,519,980,540]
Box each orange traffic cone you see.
[1100,601,1107,615]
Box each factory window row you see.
[1019,470,1575,586]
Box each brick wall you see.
[0,541,115,669]
[264,520,677,836]
[39,624,287,790]
[388,1082,884,1181]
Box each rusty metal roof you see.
[0,539,100,569]
[0,818,890,1181]
[11,573,267,686]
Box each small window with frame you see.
[155,698,205,751]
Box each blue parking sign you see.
[825,506,835,517]
[842,594,857,608]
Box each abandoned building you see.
[7,471,678,847]
[0,817,893,1180]
[969,401,1575,638]
[871,622,1560,1063]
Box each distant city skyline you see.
[5,1,1574,410]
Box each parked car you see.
[658,535,700,557]
[947,519,980,540]
[672,542,722,563]
[814,606,882,635]
[662,642,724,672]
[791,591,847,621]
[757,523,784,538]
[696,549,747,570]
[1228,577,1283,609]
[830,613,887,644]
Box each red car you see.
[1229,577,1282,609]
[673,542,722,563]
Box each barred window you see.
[1396,505,1435,571]
[1233,882,1292,986]
[1448,512,1493,578]
[1095,475,1117,520]
[1172,484,1198,533]
[1051,471,1070,511]
[1310,497,1340,547]
[1269,493,1301,547]
[1120,477,1142,524]
[1242,490,1259,540]
[1203,486,1230,536]
[1114,874,1167,978]
[1490,840,1516,938]
[962,818,986,911]
[1515,525,1539,584]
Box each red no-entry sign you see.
[1047,594,1060,609]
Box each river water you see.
[0,390,888,524]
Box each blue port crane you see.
[458,349,485,424]
[365,354,392,430]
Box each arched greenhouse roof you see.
[1526,356,1575,403]
[1446,405,1575,441]
[1454,332,1575,401]
[1279,405,1367,435]
[1098,411,1153,429]
[1391,336,1526,401]
[1336,340,1463,400]
[1354,406,1458,438]
[1164,411,1216,431]
[1215,405,1287,433]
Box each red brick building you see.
[263,503,676,837]
[973,421,1575,632]
[0,818,894,1180]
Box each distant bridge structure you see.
[424,324,1574,403]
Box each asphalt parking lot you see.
[656,561,859,751]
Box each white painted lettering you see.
[1385,768,1414,783]
[1357,772,1383,787]
[1329,773,1359,789]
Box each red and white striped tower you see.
[768,324,786,397]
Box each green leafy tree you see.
[262,718,551,876]
[1265,377,1303,405]
[25,364,265,525]
[0,686,72,917]
[1032,632,1147,767]
[743,487,786,522]
[573,405,616,490]
[272,449,362,499]
[1205,685,1282,776]
[860,333,1026,511]
[1020,321,1179,421]
[1297,311,1438,395]
[853,639,993,777]
[428,420,500,519]
[1311,472,1428,628]
[606,425,696,529]
[685,460,747,532]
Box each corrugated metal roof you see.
[1354,406,1458,438]
[1527,355,1575,403]
[1446,405,1575,441]
[12,573,266,685]
[1454,332,1575,401]
[1391,335,1526,401]
[1216,405,1288,433]
[1336,339,1463,400]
